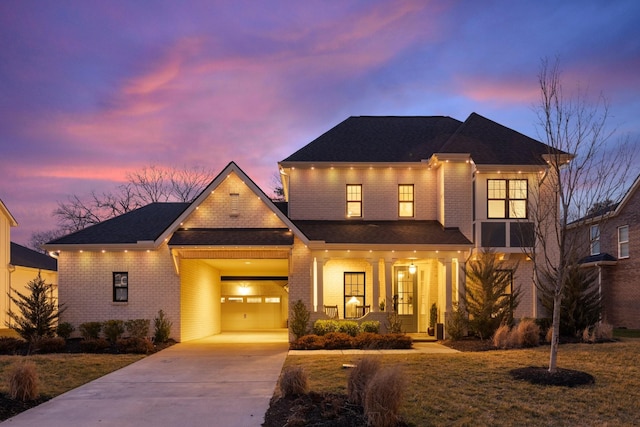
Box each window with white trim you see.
[398,184,414,217]
[113,272,128,302]
[590,225,600,256]
[618,225,629,259]
[346,184,362,217]
[487,179,527,219]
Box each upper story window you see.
[487,179,527,219]
[346,184,362,217]
[398,184,414,217]
[618,225,629,259]
[590,225,600,256]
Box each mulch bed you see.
[510,366,595,387]
[262,391,409,427]
[0,394,50,421]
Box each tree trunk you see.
[548,292,562,373]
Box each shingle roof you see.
[282,116,463,162]
[439,113,556,165]
[46,203,190,245]
[10,242,57,271]
[281,113,557,165]
[169,228,294,246]
[292,220,472,245]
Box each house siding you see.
[58,246,181,340]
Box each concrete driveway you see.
[4,331,289,427]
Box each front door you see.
[394,266,417,332]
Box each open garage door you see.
[221,278,288,330]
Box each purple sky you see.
[1,0,639,246]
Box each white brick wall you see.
[180,259,220,341]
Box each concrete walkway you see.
[4,331,290,427]
[3,333,457,427]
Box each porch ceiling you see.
[201,258,288,276]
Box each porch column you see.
[316,257,325,312]
[368,258,379,312]
[384,259,394,311]
[443,257,453,312]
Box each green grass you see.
[282,338,640,426]
[0,353,144,399]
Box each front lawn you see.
[0,353,144,421]
[273,339,640,426]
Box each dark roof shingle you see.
[169,228,294,246]
[10,242,57,271]
[47,203,189,245]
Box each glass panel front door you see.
[394,266,417,332]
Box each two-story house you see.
[574,174,640,329]
[44,113,556,342]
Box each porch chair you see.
[324,305,339,319]
[355,305,370,317]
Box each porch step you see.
[407,333,439,342]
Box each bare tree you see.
[531,58,635,372]
[39,165,214,239]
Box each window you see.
[230,193,239,217]
[618,225,629,259]
[113,272,128,302]
[590,225,600,255]
[487,179,527,218]
[344,272,365,318]
[346,184,362,217]
[398,184,414,217]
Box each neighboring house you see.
[44,113,559,342]
[574,174,640,329]
[1,199,58,328]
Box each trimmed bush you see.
[323,332,353,349]
[364,366,405,427]
[117,337,155,354]
[79,322,103,340]
[313,319,339,336]
[0,337,25,355]
[279,366,308,397]
[80,338,110,353]
[378,334,412,349]
[348,357,380,405]
[33,337,66,353]
[338,321,360,337]
[125,319,150,339]
[352,332,381,349]
[291,334,325,350]
[56,322,74,339]
[103,320,125,344]
[360,321,380,334]
[493,324,511,349]
[7,360,39,401]
[153,310,173,343]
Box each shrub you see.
[313,319,339,336]
[352,332,381,349]
[79,321,103,340]
[125,319,150,339]
[279,366,308,397]
[117,337,155,354]
[33,336,66,353]
[378,334,412,349]
[386,312,403,334]
[515,319,541,347]
[348,357,381,405]
[323,332,353,349]
[290,300,310,340]
[290,334,325,350]
[103,320,125,344]
[153,310,173,343]
[364,366,405,427]
[338,321,360,337]
[446,302,468,340]
[80,338,110,353]
[7,360,39,401]
[0,337,25,355]
[583,322,614,343]
[493,324,511,349]
[56,322,74,339]
[360,321,380,334]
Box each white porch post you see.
[443,257,453,312]
[368,258,379,312]
[316,257,325,312]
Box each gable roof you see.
[0,198,18,227]
[280,113,557,166]
[281,116,463,163]
[169,228,294,247]
[10,242,57,271]
[45,202,189,246]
